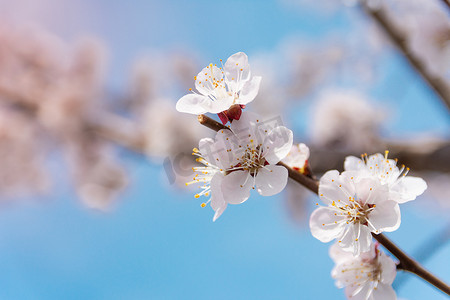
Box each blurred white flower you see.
[176,52,262,124]
[383,0,450,78]
[330,242,397,300]
[310,90,384,151]
[345,151,427,204]
[423,172,450,212]
[408,11,450,78]
[310,170,401,256]
[0,108,49,197]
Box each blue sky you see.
[0,0,449,299]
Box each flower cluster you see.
[310,150,427,299]
[186,112,293,220]
[178,53,295,220]
[177,52,428,300]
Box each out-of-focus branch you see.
[360,1,450,111]
[86,112,147,154]
[309,140,450,174]
[197,113,450,296]
[442,0,450,10]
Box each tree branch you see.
[197,113,450,296]
[360,1,450,111]
[441,0,450,10]
[373,232,450,295]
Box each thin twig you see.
[360,1,450,110]
[198,113,450,296]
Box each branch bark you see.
[197,113,450,296]
[360,1,450,111]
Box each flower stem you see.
[198,113,450,296]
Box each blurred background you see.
[0,0,448,299]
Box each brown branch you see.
[373,233,450,295]
[360,1,450,111]
[198,113,450,296]
[198,114,229,131]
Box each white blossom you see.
[219,112,293,205]
[344,151,427,204]
[330,242,397,300]
[310,170,401,256]
[176,52,261,121]
[310,90,384,152]
[282,143,310,173]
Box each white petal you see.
[237,76,261,105]
[342,226,372,256]
[329,242,354,264]
[262,126,293,165]
[207,95,234,114]
[210,173,225,210]
[390,176,427,203]
[357,225,373,255]
[176,94,210,114]
[199,138,214,157]
[344,156,365,171]
[221,170,252,204]
[309,207,346,243]
[230,111,258,134]
[345,284,373,300]
[224,52,250,84]
[369,201,401,233]
[213,204,227,222]
[213,129,239,169]
[354,177,387,205]
[379,253,397,285]
[371,283,396,300]
[195,65,224,96]
[255,165,288,196]
[319,171,355,206]
[338,224,360,255]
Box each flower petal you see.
[390,176,427,203]
[371,283,396,300]
[255,165,288,196]
[344,156,364,171]
[210,173,227,221]
[238,76,262,105]
[195,65,224,96]
[207,95,234,114]
[176,94,210,114]
[309,207,346,243]
[369,201,401,233]
[319,170,355,206]
[221,170,252,204]
[379,253,397,285]
[224,52,250,85]
[263,126,293,165]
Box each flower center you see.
[238,144,266,175]
[332,197,376,226]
